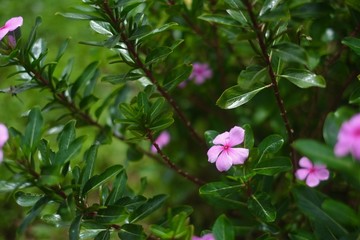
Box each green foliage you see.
[0,0,360,239]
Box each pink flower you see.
[189,62,213,85]
[334,113,360,160]
[207,126,249,172]
[192,233,215,240]
[295,157,329,187]
[151,131,171,153]
[0,17,23,41]
[0,124,9,163]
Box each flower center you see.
[223,144,230,151]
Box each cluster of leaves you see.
[0,0,360,239]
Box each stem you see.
[242,0,296,168]
[147,130,205,186]
[102,1,207,150]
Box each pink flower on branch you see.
[189,62,213,85]
[334,113,360,160]
[192,233,215,240]
[207,126,249,172]
[295,157,329,187]
[0,17,23,41]
[0,123,9,163]
[151,131,171,153]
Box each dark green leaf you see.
[118,224,146,240]
[0,181,27,192]
[90,21,112,35]
[212,214,234,240]
[106,170,128,205]
[69,214,82,240]
[322,199,360,226]
[133,22,178,41]
[22,107,43,153]
[226,9,248,27]
[342,37,360,56]
[247,193,276,222]
[41,214,64,227]
[198,14,238,26]
[54,136,86,166]
[224,0,244,9]
[163,64,192,91]
[345,0,360,12]
[349,86,360,104]
[18,197,49,234]
[14,191,44,207]
[292,186,348,237]
[126,146,144,161]
[279,69,326,88]
[217,84,271,109]
[204,130,219,147]
[254,157,292,176]
[94,230,110,240]
[80,145,99,187]
[272,43,308,65]
[82,165,123,196]
[145,47,173,65]
[56,12,102,21]
[57,120,76,150]
[102,71,143,84]
[258,134,284,161]
[260,0,282,16]
[323,113,341,147]
[243,124,254,149]
[70,61,98,98]
[129,194,167,223]
[95,205,127,223]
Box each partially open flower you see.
[0,123,9,163]
[151,131,171,153]
[192,233,215,240]
[295,157,329,187]
[0,16,23,41]
[189,62,213,85]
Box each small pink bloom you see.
[0,124,9,163]
[192,233,215,240]
[295,157,329,187]
[334,113,360,160]
[0,17,23,41]
[151,131,171,153]
[189,62,213,85]
[207,126,249,172]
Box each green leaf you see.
[54,136,86,166]
[217,84,271,109]
[56,12,102,21]
[70,61,98,98]
[150,225,174,239]
[80,145,99,187]
[102,71,143,84]
[129,194,167,223]
[292,186,348,237]
[279,69,326,88]
[82,165,123,196]
[106,170,128,205]
[260,0,282,16]
[69,214,82,240]
[224,0,244,9]
[323,113,341,147]
[132,22,178,41]
[95,205,128,223]
[226,9,248,27]
[212,214,234,240]
[0,181,27,192]
[258,134,284,161]
[118,224,146,240]
[163,64,192,91]
[18,197,49,234]
[345,0,360,12]
[90,21,112,36]
[243,124,254,149]
[253,157,292,176]
[272,43,308,65]
[237,66,268,89]
[145,47,173,65]
[14,191,44,207]
[22,107,43,153]
[199,182,246,209]
[349,86,360,104]
[41,214,64,227]
[322,199,360,226]
[57,120,76,150]
[247,193,276,222]
[126,146,144,162]
[94,230,110,240]
[342,37,360,56]
[199,14,238,26]
[204,130,219,147]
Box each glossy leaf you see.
[292,186,348,237]
[18,197,49,233]
[260,0,282,16]
[145,47,173,65]
[198,14,238,26]
[69,214,82,240]
[349,86,360,104]
[80,144,99,187]
[258,134,284,161]
[279,69,326,88]
[15,191,44,207]
[217,84,271,109]
[163,64,192,91]
[22,107,43,153]
[226,9,248,27]
[106,170,128,205]
[212,214,234,240]
[253,157,292,176]
[118,224,146,240]
[57,120,76,150]
[70,61,98,98]
[82,165,123,196]
[272,43,308,65]
[54,136,86,166]
[129,194,167,223]
[224,0,243,9]
[322,199,360,226]
[247,193,276,222]
[204,130,219,147]
[323,113,341,146]
[95,205,127,223]
[243,124,254,149]
[342,37,360,56]
[134,22,178,41]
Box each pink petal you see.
[202,233,215,240]
[306,173,320,187]
[315,168,329,180]
[0,28,9,40]
[334,142,351,157]
[207,145,224,163]
[352,146,360,160]
[228,126,245,146]
[298,157,313,169]
[228,147,249,165]
[295,169,309,180]
[0,124,9,148]
[5,17,23,31]
[213,131,229,145]
[215,152,233,171]
[151,131,170,153]
[192,237,202,240]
